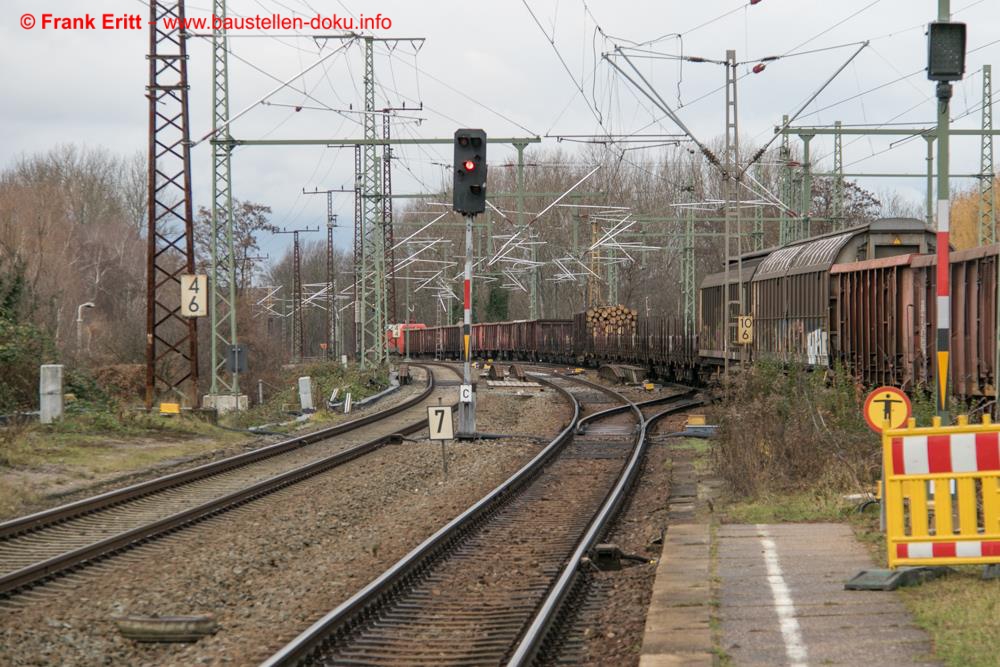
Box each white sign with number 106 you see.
[180,274,208,318]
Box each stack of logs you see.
[585,304,638,335]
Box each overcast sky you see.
[3,0,999,259]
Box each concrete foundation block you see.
[39,364,64,424]
[202,394,248,414]
[298,376,314,413]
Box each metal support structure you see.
[459,214,476,437]
[382,114,396,325]
[326,215,338,359]
[586,215,600,308]
[779,114,793,245]
[276,227,318,363]
[683,207,696,333]
[302,187,340,360]
[607,259,618,305]
[209,0,239,399]
[145,0,199,409]
[800,134,814,240]
[833,120,844,230]
[347,38,439,368]
[723,49,744,374]
[354,36,384,368]
[512,142,538,318]
[934,0,953,421]
[980,64,995,246]
[353,145,362,361]
[404,276,413,361]
[925,136,937,228]
[747,160,763,249]
[293,233,304,363]
[752,204,764,251]
[989,65,1000,409]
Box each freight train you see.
[403,217,999,399]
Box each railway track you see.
[263,370,702,666]
[0,364,461,600]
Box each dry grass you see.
[0,411,244,519]
[721,489,853,524]
[711,362,876,498]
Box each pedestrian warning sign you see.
[863,386,912,434]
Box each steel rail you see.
[0,366,458,598]
[261,373,583,667]
[577,385,697,432]
[507,395,705,665]
[0,366,439,540]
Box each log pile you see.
[585,304,637,335]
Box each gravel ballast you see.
[0,391,569,666]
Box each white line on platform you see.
[757,524,808,667]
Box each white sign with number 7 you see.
[427,405,454,441]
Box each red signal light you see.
[464,160,475,171]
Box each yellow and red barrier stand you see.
[883,415,1000,568]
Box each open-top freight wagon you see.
[404,312,696,380]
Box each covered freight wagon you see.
[699,218,935,367]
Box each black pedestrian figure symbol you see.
[875,393,902,423]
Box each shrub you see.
[0,255,55,413]
[712,362,876,497]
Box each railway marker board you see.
[428,405,454,440]
[863,386,912,434]
[180,275,208,317]
[737,315,753,345]
[459,384,473,403]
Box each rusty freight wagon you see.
[698,218,935,367]
[832,243,1000,398]
[573,312,698,379]
[469,319,573,360]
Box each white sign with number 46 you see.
[180,274,208,318]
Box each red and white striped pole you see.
[934,0,953,422]
[458,213,476,436]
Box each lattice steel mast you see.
[779,115,793,245]
[355,36,385,367]
[981,64,995,246]
[722,49,744,373]
[683,206,696,333]
[276,227,318,362]
[145,0,199,408]
[833,120,845,231]
[209,0,240,399]
[327,213,338,360]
